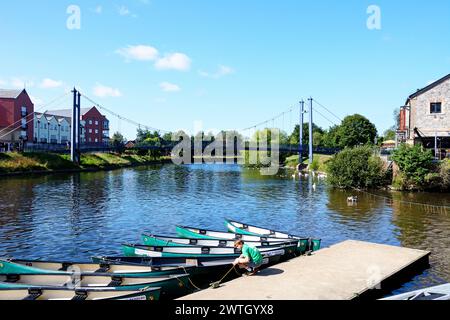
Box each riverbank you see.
[285,154,332,172]
[0,152,171,177]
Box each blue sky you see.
[1,0,450,140]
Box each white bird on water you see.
[312,183,316,191]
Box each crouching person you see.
[233,240,263,276]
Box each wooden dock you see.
[180,240,430,300]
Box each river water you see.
[0,164,449,296]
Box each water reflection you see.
[0,164,449,294]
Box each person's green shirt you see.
[242,244,263,265]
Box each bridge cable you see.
[80,93,171,135]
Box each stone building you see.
[397,74,450,152]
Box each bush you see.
[440,159,450,190]
[327,146,387,189]
[391,144,434,187]
[309,158,320,171]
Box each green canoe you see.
[0,262,192,300]
[225,219,322,253]
[176,225,316,255]
[142,234,296,248]
[122,243,298,261]
[6,259,190,277]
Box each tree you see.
[383,128,396,141]
[337,114,377,148]
[393,108,400,129]
[322,125,341,148]
[391,144,434,187]
[288,123,325,146]
[327,146,387,189]
[111,132,126,151]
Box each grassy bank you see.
[0,152,170,176]
[285,154,332,172]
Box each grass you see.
[285,154,333,172]
[0,152,168,175]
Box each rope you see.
[352,188,450,214]
[217,265,237,284]
[180,266,202,291]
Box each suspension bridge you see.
[0,88,343,164]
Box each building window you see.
[95,120,99,126]
[430,102,442,114]
[95,129,99,134]
[95,138,98,143]
[89,120,93,125]
[89,129,92,133]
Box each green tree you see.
[391,144,434,187]
[337,114,377,148]
[327,146,387,189]
[322,125,341,148]
[383,128,396,141]
[289,124,325,146]
[111,132,126,151]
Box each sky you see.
[1,0,450,140]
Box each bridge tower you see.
[299,100,305,164]
[71,88,81,164]
[308,97,313,164]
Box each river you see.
[0,164,449,296]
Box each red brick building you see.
[48,106,110,145]
[82,107,110,145]
[0,89,34,143]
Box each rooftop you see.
[0,89,24,99]
[407,73,450,103]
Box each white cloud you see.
[40,78,63,89]
[155,53,191,71]
[116,45,159,62]
[93,83,122,98]
[118,6,131,16]
[199,65,235,79]
[160,82,181,92]
[0,79,6,86]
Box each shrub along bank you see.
[326,144,450,191]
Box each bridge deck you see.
[179,240,430,300]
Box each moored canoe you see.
[6,259,189,277]
[176,225,314,254]
[225,219,322,252]
[0,285,160,301]
[122,243,297,260]
[381,284,450,301]
[142,233,296,248]
[0,271,191,300]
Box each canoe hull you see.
[0,286,161,301]
[225,219,322,254]
[0,272,192,301]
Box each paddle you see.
[210,265,237,289]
